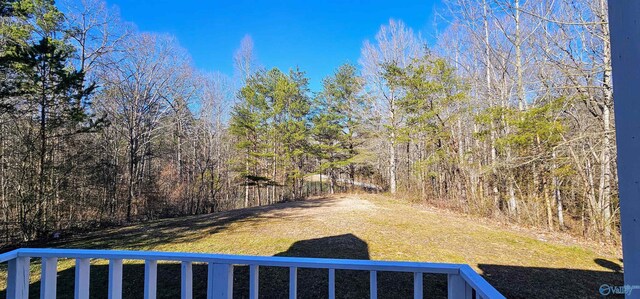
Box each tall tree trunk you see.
[329,169,335,194]
[483,0,500,210]
[389,135,397,194]
[507,175,517,216]
[598,0,613,237]
[543,175,554,230]
[127,128,135,222]
[272,146,277,204]
[514,0,526,111]
[552,150,565,229]
[244,151,249,208]
[406,141,411,191]
[39,79,48,235]
[599,104,612,237]
[0,122,6,241]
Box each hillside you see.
[0,194,623,298]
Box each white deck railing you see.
[0,248,505,299]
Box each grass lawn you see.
[0,193,624,298]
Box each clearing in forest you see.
[0,194,623,298]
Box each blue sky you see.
[106,0,442,92]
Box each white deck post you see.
[181,261,193,299]
[40,257,57,299]
[7,257,30,299]
[608,2,640,298]
[289,267,297,299]
[207,263,233,299]
[74,258,91,299]
[413,272,423,299]
[144,260,158,299]
[370,270,377,299]
[108,259,123,299]
[249,265,259,299]
[328,269,335,299]
[448,274,465,299]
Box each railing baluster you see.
[7,257,30,299]
[74,258,91,299]
[465,282,473,299]
[108,259,123,299]
[413,272,423,299]
[448,274,465,299]
[181,261,193,299]
[144,260,158,299]
[207,263,214,299]
[40,257,57,299]
[328,268,335,299]
[207,263,233,299]
[370,270,377,299]
[249,265,259,299]
[289,267,297,299]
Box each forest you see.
[0,0,616,244]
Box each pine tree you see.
[385,54,468,200]
[230,67,312,203]
[230,71,270,207]
[281,67,311,198]
[312,63,367,193]
[0,0,97,237]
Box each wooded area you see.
[0,0,617,244]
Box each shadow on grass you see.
[478,260,625,299]
[234,233,447,299]
[55,197,343,250]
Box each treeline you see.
[0,0,242,242]
[230,0,618,241]
[359,0,617,240]
[0,0,618,244]
[442,0,617,239]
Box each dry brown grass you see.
[0,193,624,298]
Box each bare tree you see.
[359,19,423,194]
[62,0,130,74]
[233,34,259,83]
[96,33,193,221]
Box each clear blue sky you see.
[106,0,442,92]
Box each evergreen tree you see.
[0,0,96,237]
[281,67,311,198]
[231,67,311,203]
[230,70,270,207]
[385,54,468,200]
[312,63,367,193]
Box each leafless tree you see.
[359,19,423,194]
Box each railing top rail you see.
[10,248,461,274]
[459,265,506,299]
[0,249,18,263]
